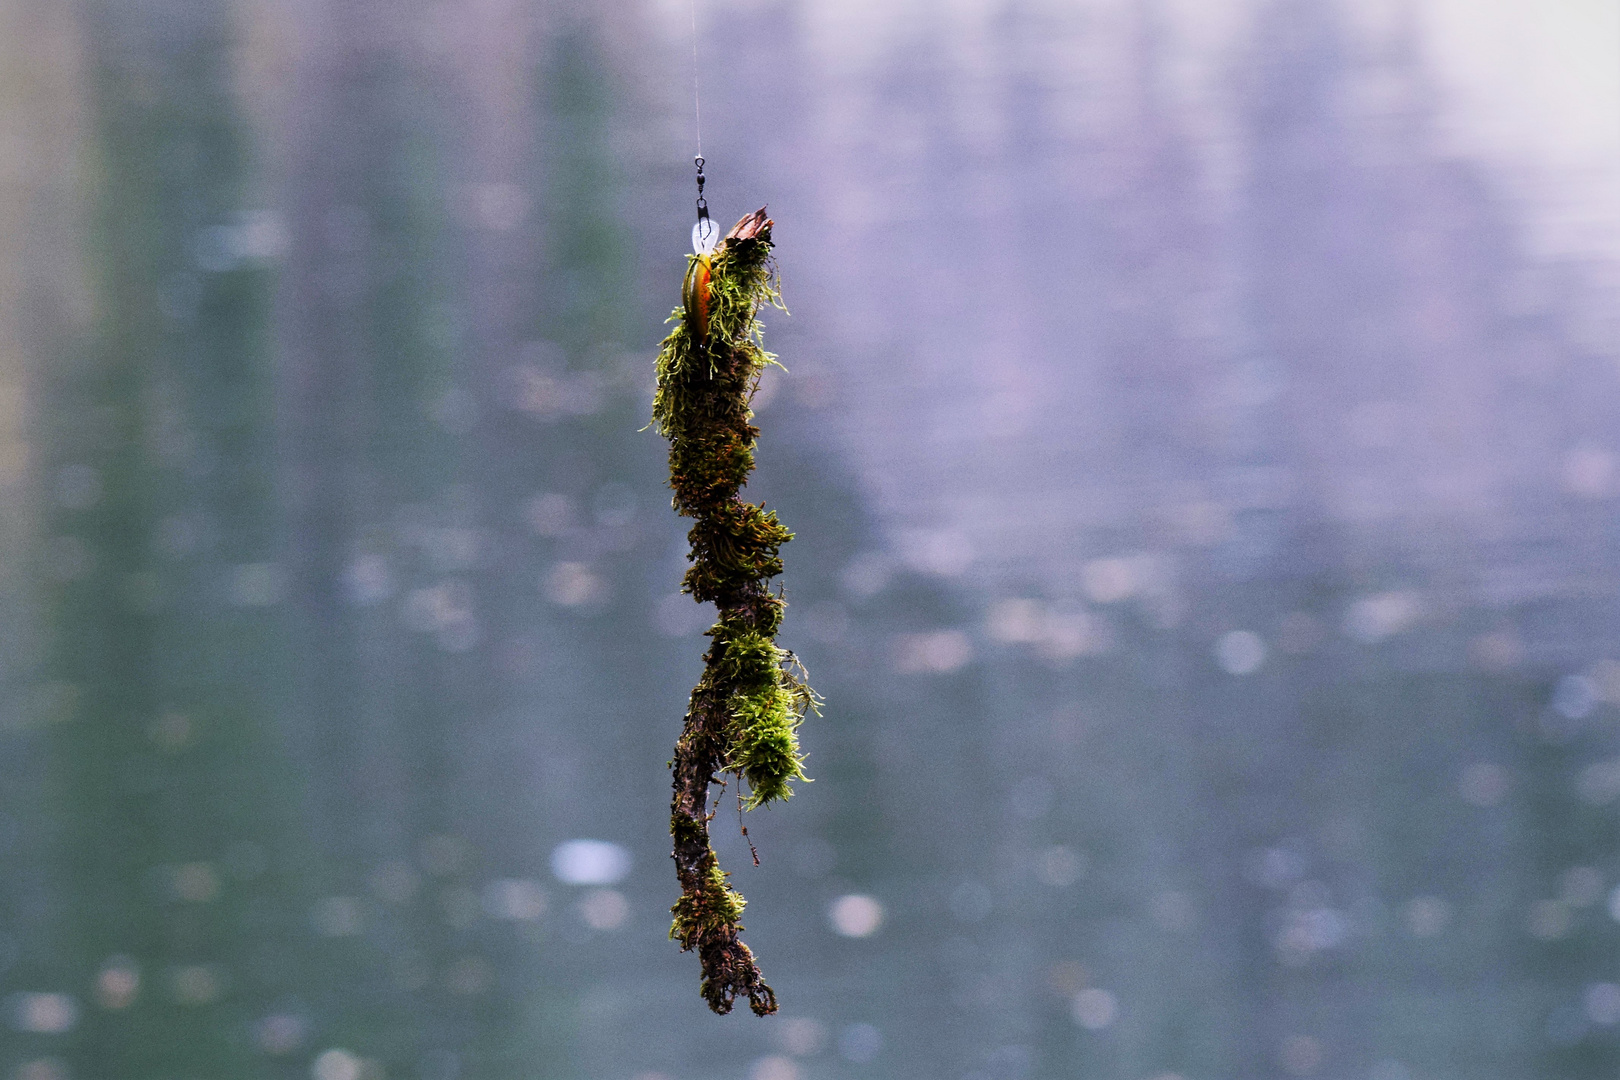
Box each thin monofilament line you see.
[690,0,702,159]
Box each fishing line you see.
[690,0,702,161]
[689,0,717,253]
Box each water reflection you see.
[1,0,1619,1079]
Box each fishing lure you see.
[682,250,711,344]
[652,206,815,1016]
[681,205,768,346]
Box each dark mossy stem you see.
[653,209,815,1016]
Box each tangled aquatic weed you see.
[653,208,817,1016]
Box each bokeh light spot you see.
[312,896,366,937]
[1577,758,1620,805]
[13,1061,65,1080]
[1215,630,1267,675]
[483,878,547,921]
[1404,896,1451,938]
[255,1013,306,1054]
[1586,983,1620,1025]
[893,631,972,674]
[774,1016,828,1057]
[748,1056,798,1080]
[1082,557,1139,604]
[896,529,973,576]
[543,562,606,608]
[840,553,891,599]
[170,965,221,1006]
[1527,899,1572,941]
[576,889,629,931]
[8,993,77,1034]
[523,493,574,537]
[550,840,630,885]
[654,593,714,637]
[312,1049,361,1080]
[1553,675,1597,720]
[1071,988,1118,1030]
[171,862,219,903]
[1562,445,1616,497]
[1343,591,1423,643]
[94,958,139,1010]
[829,894,884,938]
[837,1023,882,1063]
[1035,846,1086,887]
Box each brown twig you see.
[655,208,809,1016]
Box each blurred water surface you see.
[3,2,1620,1079]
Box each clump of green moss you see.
[654,208,816,1016]
[668,850,748,949]
[711,625,813,808]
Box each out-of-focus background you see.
[2,0,1620,1078]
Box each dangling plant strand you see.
[653,208,816,1016]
